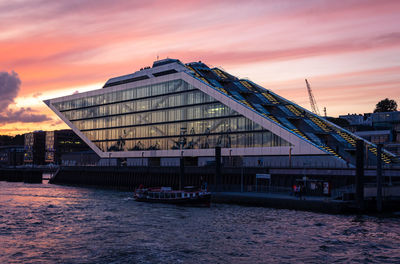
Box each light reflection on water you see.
[0,181,399,263]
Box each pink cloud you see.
[0,0,399,127]
[162,32,400,67]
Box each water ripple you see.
[0,181,400,263]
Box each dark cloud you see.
[0,71,52,124]
[0,107,51,123]
[0,71,20,112]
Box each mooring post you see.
[241,161,244,193]
[356,140,364,212]
[376,144,383,213]
[215,146,222,192]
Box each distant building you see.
[339,113,372,126]
[44,58,398,167]
[355,130,391,145]
[372,111,400,131]
[371,111,400,155]
[0,145,24,167]
[45,129,90,164]
[0,135,24,146]
[24,131,46,165]
[340,111,400,156]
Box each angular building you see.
[44,59,397,167]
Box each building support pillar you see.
[356,140,364,212]
[215,146,221,191]
[376,144,383,213]
[179,157,184,190]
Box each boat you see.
[134,185,211,207]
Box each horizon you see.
[1,0,399,136]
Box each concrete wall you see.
[160,158,180,167]
[127,158,148,166]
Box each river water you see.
[0,181,399,264]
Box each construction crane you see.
[305,79,320,116]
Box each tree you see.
[0,134,24,146]
[374,98,397,113]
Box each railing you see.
[48,167,60,183]
[309,117,331,132]
[262,92,279,104]
[214,184,292,194]
[286,105,303,116]
[246,185,293,193]
[330,184,355,199]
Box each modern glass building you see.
[45,59,397,167]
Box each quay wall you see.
[49,166,400,190]
[0,168,44,183]
[212,192,400,214]
[2,166,399,214]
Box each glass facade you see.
[53,80,290,152]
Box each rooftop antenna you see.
[305,79,320,116]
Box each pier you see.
[0,168,50,183]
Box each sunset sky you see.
[1,0,399,135]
